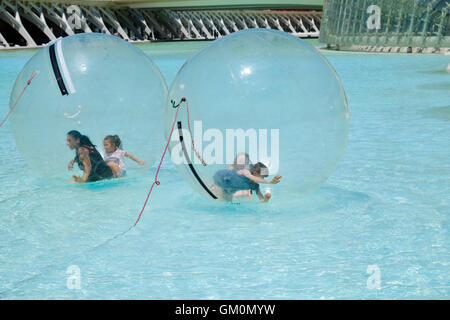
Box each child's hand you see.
[138,160,145,166]
[72,175,85,183]
[261,192,272,202]
[270,175,282,184]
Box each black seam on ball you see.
[49,43,68,96]
[177,121,217,200]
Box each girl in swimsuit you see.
[67,130,114,183]
[102,135,145,178]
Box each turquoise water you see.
[0,41,449,299]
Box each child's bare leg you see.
[210,184,230,201]
[233,190,247,197]
[107,162,121,178]
[233,190,252,202]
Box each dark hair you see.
[104,135,122,149]
[250,162,268,178]
[233,153,250,166]
[67,130,95,148]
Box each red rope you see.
[132,96,198,227]
[2,78,196,229]
[185,98,207,166]
[0,71,38,128]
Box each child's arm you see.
[255,188,265,201]
[125,152,145,165]
[255,188,272,202]
[68,158,75,170]
[238,169,282,184]
[73,147,91,183]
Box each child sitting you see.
[103,135,145,178]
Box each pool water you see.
[0,40,449,299]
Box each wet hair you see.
[67,130,95,148]
[104,135,122,149]
[250,162,268,178]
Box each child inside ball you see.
[103,134,145,178]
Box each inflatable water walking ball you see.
[165,29,349,202]
[9,33,167,180]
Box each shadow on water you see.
[176,184,373,218]
[418,82,450,91]
[417,68,450,75]
[31,167,156,192]
[423,106,450,121]
[77,175,143,191]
